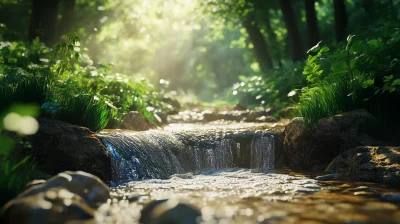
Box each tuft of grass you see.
[0,75,52,114]
[298,78,365,126]
[54,94,111,132]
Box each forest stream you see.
[95,122,400,223]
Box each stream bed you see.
[96,169,400,223]
[97,122,400,223]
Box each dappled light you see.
[1,0,400,223]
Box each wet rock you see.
[27,118,111,181]
[303,183,321,189]
[2,188,94,224]
[315,173,338,181]
[295,187,318,194]
[162,96,181,115]
[168,109,275,124]
[18,171,110,208]
[139,199,168,223]
[233,103,248,111]
[255,116,278,123]
[283,109,378,171]
[120,111,157,131]
[325,146,400,187]
[245,110,273,122]
[25,179,46,189]
[140,199,201,224]
[381,193,400,202]
[168,110,206,123]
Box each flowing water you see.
[97,122,400,224]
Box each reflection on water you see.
[96,169,400,224]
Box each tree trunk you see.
[57,0,76,42]
[29,0,61,45]
[279,0,305,61]
[243,21,273,72]
[304,0,320,48]
[264,12,283,67]
[334,0,348,42]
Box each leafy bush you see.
[231,62,306,112]
[0,27,162,131]
[299,24,400,126]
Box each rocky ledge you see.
[325,146,400,187]
[1,171,110,224]
[283,109,379,171]
[26,118,111,182]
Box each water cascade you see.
[99,128,280,183]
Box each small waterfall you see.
[100,128,278,183]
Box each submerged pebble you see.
[381,193,400,202]
[314,173,338,181]
[303,183,321,189]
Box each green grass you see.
[298,78,365,125]
[54,94,111,132]
[0,75,52,114]
[0,155,45,207]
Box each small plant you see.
[53,94,112,132]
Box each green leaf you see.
[320,45,330,53]
[362,79,375,88]
[384,75,394,83]
[11,156,31,172]
[331,61,347,73]
[392,78,400,86]
[350,40,366,54]
[368,39,381,51]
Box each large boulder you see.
[2,188,95,224]
[2,171,110,224]
[325,146,400,187]
[26,118,111,182]
[140,199,201,224]
[27,118,111,182]
[283,109,378,171]
[120,111,157,131]
[18,171,110,208]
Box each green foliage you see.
[299,79,365,125]
[0,104,44,208]
[0,28,160,131]
[232,62,306,111]
[54,94,112,132]
[299,24,400,125]
[0,155,44,207]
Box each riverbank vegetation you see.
[1,0,400,208]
